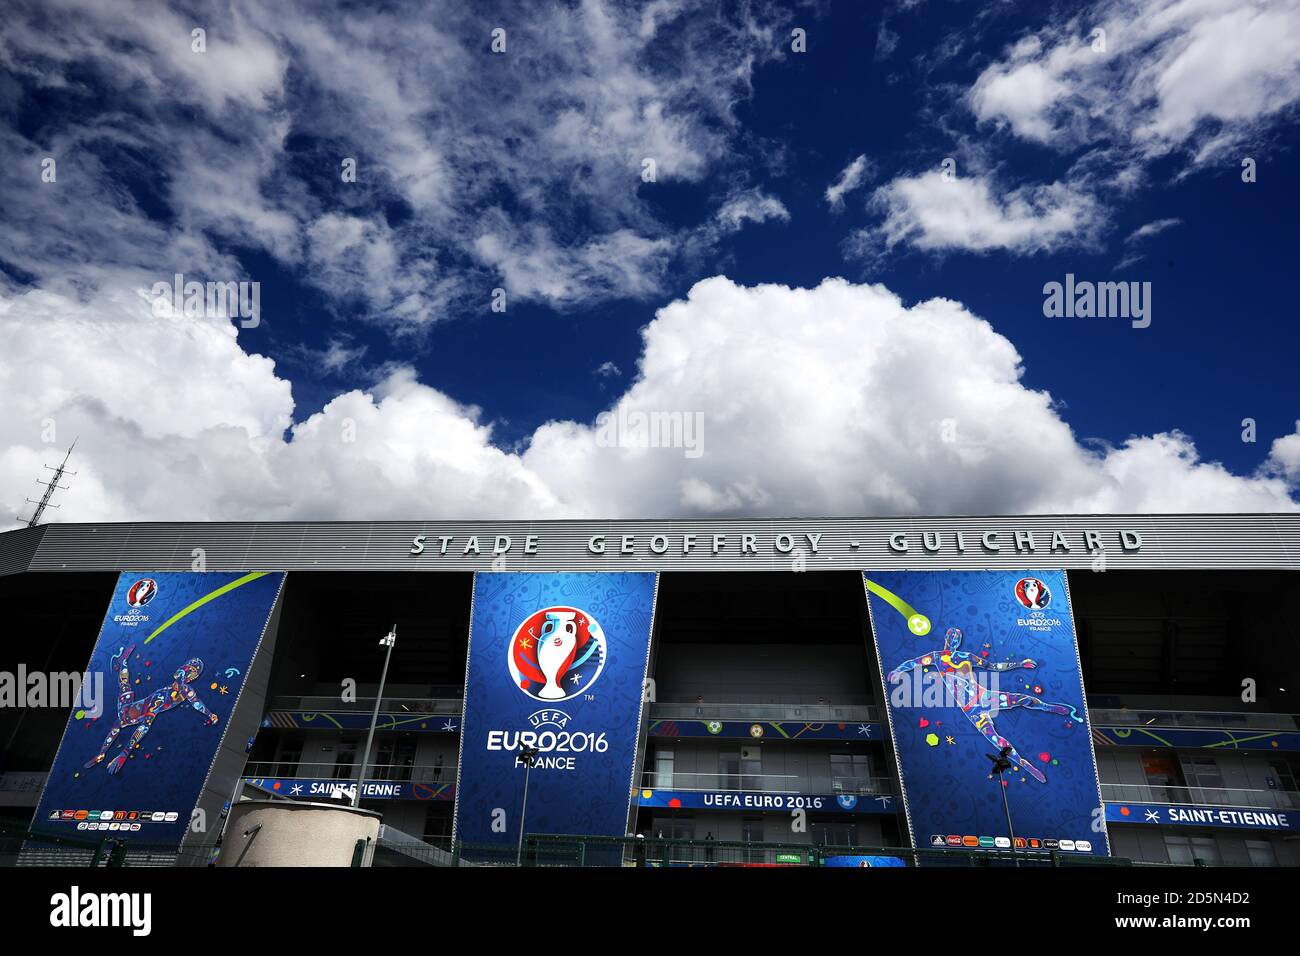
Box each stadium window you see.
[741,746,761,788]
[654,817,694,841]
[1267,759,1299,808]
[742,816,766,863]
[830,753,873,792]
[422,806,451,848]
[654,749,674,789]
[272,736,303,778]
[811,820,858,847]
[1245,839,1277,866]
[1164,835,1221,865]
[719,750,741,790]
[334,737,359,779]
[1180,757,1229,805]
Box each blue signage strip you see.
[648,719,880,741]
[824,854,908,867]
[242,778,454,801]
[453,572,658,847]
[1106,802,1298,831]
[1093,725,1300,752]
[638,788,897,814]
[33,571,285,846]
[863,570,1110,856]
[261,711,461,733]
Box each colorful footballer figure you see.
[886,627,1081,783]
[83,643,219,775]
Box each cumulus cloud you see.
[4,277,1295,523]
[854,170,1104,256]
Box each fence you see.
[1,825,1188,868]
[508,834,1143,868]
[0,826,219,867]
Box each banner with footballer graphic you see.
[32,571,285,847]
[453,572,658,849]
[862,570,1109,857]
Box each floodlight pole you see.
[988,748,1019,867]
[997,770,1019,866]
[352,627,396,808]
[516,745,538,866]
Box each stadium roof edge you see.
[0,515,1295,575]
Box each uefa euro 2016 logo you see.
[507,607,607,702]
[1014,577,1051,610]
[126,578,158,609]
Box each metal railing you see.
[267,694,463,714]
[260,696,1297,734]
[641,770,894,796]
[1,826,218,868]
[242,761,456,785]
[1101,782,1300,811]
[505,834,1142,868]
[650,701,879,722]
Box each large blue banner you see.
[33,571,284,846]
[863,570,1109,857]
[454,572,657,847]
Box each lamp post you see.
[986,745,1019,867]
[515,744,539,866]
[352,627,396,808]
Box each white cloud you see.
[858,170,1104,256]
[1269,424,1300,484]
[0,0,786,316]
[712,189,790,233]
[825,155,875,210]
[1125,218,1182,244]
[968,0,1300,164]
[3,277,1294,523]
[472,219,673,307]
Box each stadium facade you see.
[1,515,1297,866]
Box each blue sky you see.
[1,0,1298,521]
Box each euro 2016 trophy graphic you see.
[508,607,607,702]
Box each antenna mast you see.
[17,439,77,527]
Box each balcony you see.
[1101,782,1300,812]
[640,770,895,797]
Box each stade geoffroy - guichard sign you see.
[10,516,1295,575]
[409,527,1144,558]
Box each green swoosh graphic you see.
[301,712,343,729]
[1206,732,1278,749]
[142,571,271,644]
[864,578,923,621]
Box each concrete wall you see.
[217,801,381,867]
